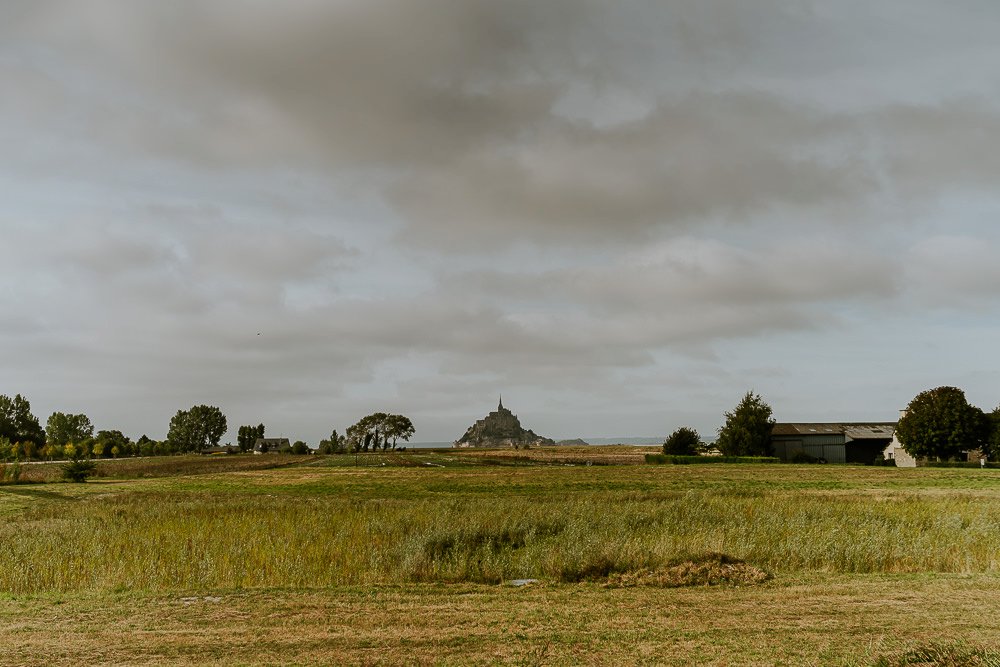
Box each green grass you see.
[5,457,1000,594]
[7,453,1000,664]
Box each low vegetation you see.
[5,450,1000,664]
[5,456,1000,595]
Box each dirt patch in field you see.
[606,553,772,589]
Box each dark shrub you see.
[61,459,97,483]
[663,427,701,455]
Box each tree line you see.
[0,392,415,462]
[664,387,1000,462]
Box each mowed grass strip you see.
[3,574,1000,666]
[5,462,1000,594]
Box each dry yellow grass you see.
[3,574,1000,666]
[454,444,655,465]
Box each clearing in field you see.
[3,448,1000,665]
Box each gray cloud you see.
[11,1,998,248]
[4,1,1000,441]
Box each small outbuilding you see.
[770,422,896,464]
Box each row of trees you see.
[663,391,776,457]
[1,392,417,462]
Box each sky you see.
[3,1,1000,444]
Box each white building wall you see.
[883,437,917,467]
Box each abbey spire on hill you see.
[453,397,554,448]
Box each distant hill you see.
[555,438,589,446]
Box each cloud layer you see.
[4,1,1000,441]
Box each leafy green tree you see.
[45,412,94,447]
[896,387,988,461]
[716,391,775,456]
[347,413,415,452]
[663,427,701,455]
[96,430,131,458]
[0,394,45,449]
[44,442,64,461]
[383,415,415,450]
[78,437,96,459]
[136,435,155,457]
[348,413,380,452]
[167,405,228,453]
[237,423,266,452]
[291,440,310,455]
[988,406,1000,460]
[317,429,348,454]
[331,429,345,454]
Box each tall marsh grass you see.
[4,466,1000,594]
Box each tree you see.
[663,427,701,455]
[45,412,94,447]
[44,442,64,461]
[318,428,347,455]
[136,435,155,457]
[383,415,415,450]
[61,445,97,482]
[329,429,347,454]
[167,405,228,453]
[896,387,988,461]
[988,406,1000,460]
[0,394,46,450]
[96,430,131,458]
[291,440,310,455]
[348,413,385,452]
[237,423,266,452]
[347,413,414,452]
[716,391,775,456]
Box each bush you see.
[61,459,97,483]
[663,427,701,456]
[789,451,821,464]
[291,441,310,455]
[646,454,779,465]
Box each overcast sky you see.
[3,1,1000,444]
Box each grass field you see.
[4,449,1000,665]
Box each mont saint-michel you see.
[453,397,555,448]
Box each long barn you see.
[769,422,896,464]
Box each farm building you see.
[253,437,290,453]
[770,422,896,464]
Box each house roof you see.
[771,423,896,440]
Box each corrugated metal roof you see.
[771,423,896,439]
